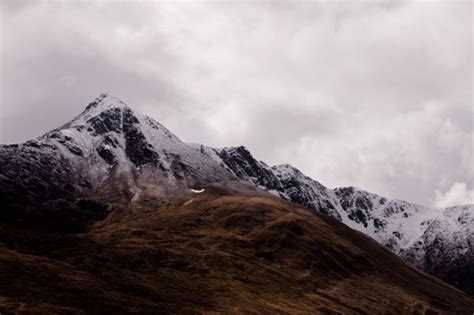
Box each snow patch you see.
[131,188,142,202]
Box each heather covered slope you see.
[198,145,474,293]
[0,182,472,314]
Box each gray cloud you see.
[0,1,472,207]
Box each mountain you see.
[0,94,472,312]
[0,93,232,228]
[198,145,473,294]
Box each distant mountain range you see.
[0,94,472,312]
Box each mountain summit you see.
[0,94,232,209]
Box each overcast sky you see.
[0,0,472,208]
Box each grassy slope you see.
[0,183,473,314]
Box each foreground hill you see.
[1,182,473,314]
[197,145,474,294]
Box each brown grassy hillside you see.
[0,182,472,314]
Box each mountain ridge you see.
[198,144,473,294]
[0,94,472,295]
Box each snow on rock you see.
[191,188,205,193]
[400,205,473,267]
[0,93,233,205]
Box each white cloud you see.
[434,182,474,209]
[0,1,472,207]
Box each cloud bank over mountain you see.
[0,0,472,206]
[435,182,474,208]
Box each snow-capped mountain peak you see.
[0,94,233,205]
[83,92,129,112]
